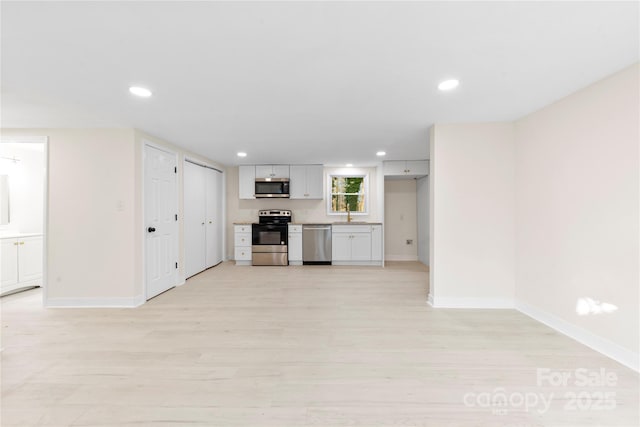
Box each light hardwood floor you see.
[1,262,638,426]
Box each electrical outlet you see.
[406,239,413,245]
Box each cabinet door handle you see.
[14,242,19,246]
[19,241,25,245]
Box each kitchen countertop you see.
[0,231,43,239]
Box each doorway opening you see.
[0,137,47,305]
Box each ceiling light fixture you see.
[237,152,247,157]
[346,163,353,167]
[129,86,152,97]
[438,79,460,91]
[376,151,386,157]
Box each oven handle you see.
[255,224,286,230]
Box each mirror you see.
[0,175,9,225]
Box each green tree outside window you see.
[330,176,366,213]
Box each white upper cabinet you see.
[383,160,429,178]
[255,165,289,179]
[290,165,323,199]
[238,165,256,199]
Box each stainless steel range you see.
[252,210,291,266]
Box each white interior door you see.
[184,161,206,278]
[145,145,178,299]
[205,168,223,267]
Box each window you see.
[328,175,368,215]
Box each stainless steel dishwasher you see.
[302,224,332,265]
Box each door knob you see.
[147,227,156,233]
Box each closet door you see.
[184,161,206,278]
[205,168,223,268]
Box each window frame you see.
[326,173,369,216]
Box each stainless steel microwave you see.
[255,178,290,198]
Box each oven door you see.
[252,224,288,246]
[252,224,288,266]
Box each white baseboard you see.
[331,260,384,266]
[431,296,514,309]
[516,301,639,372]
[427,292,435,306]
[45,296,145,308]
[384,255,419,261]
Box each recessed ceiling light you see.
[129,86,152,97]
[237,152,247,157]
[438,79,459,91]
[346,163,353,167]
[376,151,386,157]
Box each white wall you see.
[2,128,138,303]
[226,165,382,259]
[429,123,516,307]
[416,175,429,266]
[384,179,417,261]
[0,143,45,233]
[514,63,639,366]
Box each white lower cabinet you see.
[234,225,252,265]
[371,225,382,261]
[288,224,302,265]
[331,225,383,266]
[1,235,43,295]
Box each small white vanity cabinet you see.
[1,233,43,295]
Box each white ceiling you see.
[1,2,638,166]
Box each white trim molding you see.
[516,301,639,373]
[45,295,145,308]
[431,296,514,309]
